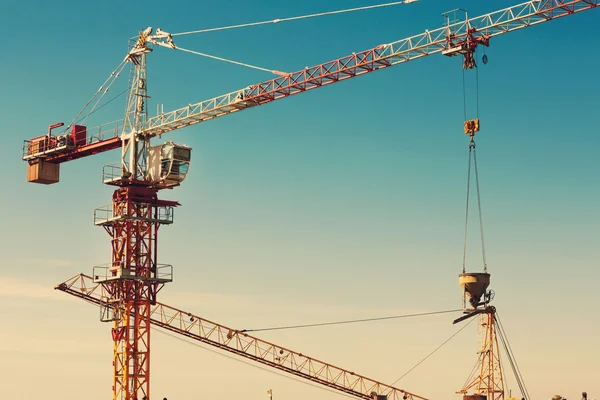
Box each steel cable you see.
[171,1,419,37]
[241,308,461,333]
[495,313,531,400]
[391,316,477,385]
[174,46,284,75]
[472,147,488,272]
[462,146,473,273]
[67,60,127,131]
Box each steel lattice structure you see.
[458,307,504,400]
[22,0,599,165]
[21,1,599,399]
[56,273,426,400]
[94,187,179,400]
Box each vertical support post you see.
[458,307,504,400]
[122,32,150,182]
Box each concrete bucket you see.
[459,272,490,309]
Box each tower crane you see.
[21,1,598,400]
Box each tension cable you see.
[495,312,531,400]
[67,60,128,130]
[174,46,288,76]
[241,308,461,333]
[171,0,419,37]
[391,316,476,384]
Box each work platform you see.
[92,263,173,284]
[93,203,175,226]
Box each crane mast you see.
[122,29,152,181]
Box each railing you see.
[22,119,124,162]
[156,264,174,282]
[22,136,72,161]
[101,163,125,184]
[86,119,123,145]
[93,204,117,225]
[93,202,175,225]
[155,206,175,223]
[92,263,173,283]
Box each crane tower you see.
[454,273,503,400]
[95,34,193,400]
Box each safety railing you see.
[93,204,117,225]
[93,263,173,283]
[101,163,125,184]
[156,264,174,282]
[87,119,123,145]
[93,202,175,225]
[22,136,72,161]
[22,119,123,161]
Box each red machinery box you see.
[71,124,87,146]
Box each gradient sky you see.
[1,1,599,399]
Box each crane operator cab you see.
[148,141,192,188]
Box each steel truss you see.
[25,0,598,164]
[57,273,426,400]
[458,307,504,400]
[94,186,179,400]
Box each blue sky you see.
[1,1,599,399]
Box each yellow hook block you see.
[464,118,480,135]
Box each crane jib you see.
[22,0,598,169]
[56,273,427,400]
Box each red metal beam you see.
[47,136,122,164]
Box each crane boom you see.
[56,273,427,400]
[22,0,598,166]
[142,0,596,137]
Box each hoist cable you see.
[472,148,488,272]
[462,69,468,122]
[175,46,284,75]
[475,59,480,119]
[171,0,419,37]
[241,308,461,333]
[462,145,473,273]
[461,54,487,273]
[390,316,476,385]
